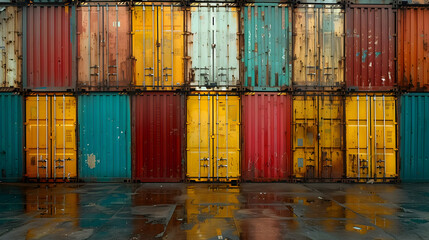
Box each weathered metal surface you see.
[77,4,131,90]
[0,7,22,89]
[348,0,397,4]
[242,4,291,91]
[345,94,397,182]
[242,93,292,181]
[400,0,429,4]
[346,5,396,91]
[400,93,429,182]
[293,94,344,180]
[24,6,76,91]
[25,94,77,180]
[132,92,184,182]
[132,4,185,90]
[78,93,131,182]
[187,4,240,90]
[0,93,23,182]
[293,4,344,88]
[398,7,429,91]
[186,93,240,182]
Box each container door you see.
[26,95,76,180]
[293,96,318,178]
[319,96,343,179]
[186,94,240,181]
[293,5,344,87]
[132,5,184,89]
[189,6,239,89]
[78,5,130,89]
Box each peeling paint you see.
[375,52,381,57]
[361,50,368,63]
[86,153,99,169]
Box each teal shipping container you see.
[400,93,429,182]
[242,4,291,91]
[78,93,131,182]
[0,93,23,182]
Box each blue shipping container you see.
[400,93,429,182]
[0,93,23,182]
[78,93,131,182]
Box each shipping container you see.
[293,4,344,88]
[186,186,240,239]
[132,4,185,90]
[77,3,131,91]
[292,94,344,180]
[400,0,429,4]
[0,93,23,182]
[132,92,184,182]
[296,0,343,3]
[78,93,131,182]
[0,7,22,89]
[400,93,429,182]
[186,4,240,90]
[186,93,240,182]
[25,94,77,181]
[398,7,429,91]
[345,94,397,182]
[346,5,396,91]
[348,0,397,4]
[23,6,76,91]
[242,93,292,181]
[242,4,292,91]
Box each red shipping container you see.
[345,5,396,91]
[24,6,75,91]
[242,93,292,182]
[132,92,184,182]
[398,7,429,91]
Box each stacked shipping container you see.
[0,0,428,182]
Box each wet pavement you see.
[0,183,428,239]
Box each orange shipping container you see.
[398,7,429,91]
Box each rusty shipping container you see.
[293,4,344,88]
[242,4,292,91]
[398,7,429,91]
[23,6,76,91]
[292,94,345,180]
[186,4,240,90]
[77,3,131,91]
[132,3,185,90]
[132,92,184,182]
[0,7,22,89]
[242,93,292,182]
[346,5,396,91]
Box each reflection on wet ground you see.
[0,183,428,239]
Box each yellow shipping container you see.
[25,94,77,180]
[132,4,184,89]
[345,94,397,182]
[293,94,344,180]
[186,93,240,182]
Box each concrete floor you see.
[0,183,428,240]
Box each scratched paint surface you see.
[78,93,131,182]
[345,5,396,90]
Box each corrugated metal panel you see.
[132,4,185,90]
[25,94,77,180]
[346,5,396,91]
[293,94,344,180]
[187,5,240,90]
[186,93,240,182]
[398,7,429,91]
[0,93,23,182]
[401,0,429,4]
[24,6,76,91]
[242,93,291,181]
[78,93,131,182]
[0,7,22,89]
[132,92,184,182]
[400,93,429,182]
[345,94,397,182]
[349,0,397,3]
[77,4,131,91]
[296,0,343,3]
[293,5,344,87]
[242,4,291,91]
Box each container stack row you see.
[1,0,429,183]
